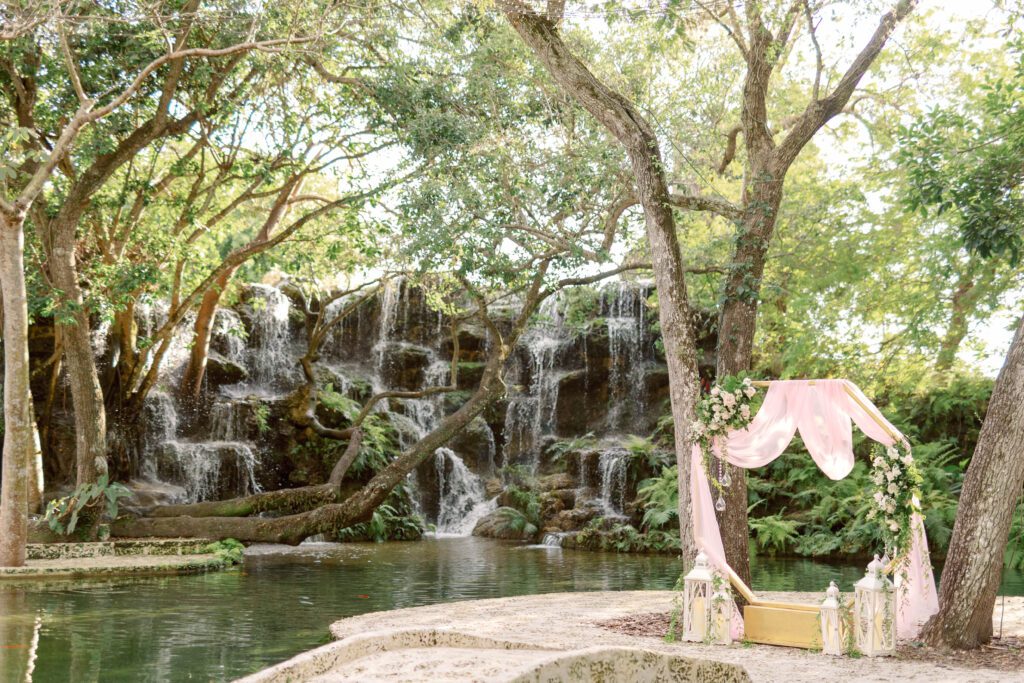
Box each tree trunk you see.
[48,225,108,486]
[935,269,987,374]
[714,158,785,588]
[502,6,702,562]
[922,314,1024,649]
[0,215,32,567]
[179,270,236,409]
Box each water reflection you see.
[1,538,1021,682]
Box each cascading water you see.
[602,281,652,432]
[434,448,498,536]
[211,308,247,365]
[500,296,570,472]
[244,284,297,391]
[597,447,629,516]
[156,441,260,504]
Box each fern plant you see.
[636,466,678,531]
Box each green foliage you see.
[204,539,245,565]
[636,466,678,532]
[556,286,602,333]
[570,518,680,554]
[335,488,424,543]
[253,403,270,436]
[748,512,801,555]
[1007,504,1024,571]
[899,40,1024,264]
[44,475,131,537]
[504,485,542,528]
[546,432,596,470]
[491,507,538,538]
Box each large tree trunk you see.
[0,215,32,567]
[502,6,702,560]
[179,270,236,409]
[922,315,1024,649]
[714,158,785,588]
[48,224,108,485]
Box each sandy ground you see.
[243,590,1024,682]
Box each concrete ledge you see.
[239,591,1023,682]
[237,628,748,683]
[0,552,226,582]
[26,538,214,560]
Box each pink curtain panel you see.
[690,379,939,639]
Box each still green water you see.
[1,537,1022,682]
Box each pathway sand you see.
[241,590,1024,682]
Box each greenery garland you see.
[867,440,924,562]
[691,375,759,508]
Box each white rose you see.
[887,483,899,495]
[744,386,756,398]
[740,404,751,419]
[711,387,720,396]
[889,521,900,532]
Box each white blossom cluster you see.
[868,441,919,552]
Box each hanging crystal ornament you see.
[715,493,727,512]
[721,467,732,488]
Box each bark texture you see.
[922,315,1024,649]
[502,5,701,560]
[0,215,32,566]
[179,270,236,408]
[48,223,109,485]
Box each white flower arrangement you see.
[866,441,923,561]
[691,375,759,512]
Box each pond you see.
[2,537,1022,682]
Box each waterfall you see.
[134,299,195,383]
[208,399,250,441]
[499,302,569,472]
[434,448,497,536]
[374,280,402,372]
[245,284,296,390]
[156,441,260,504]
[598,447,629,516]
[542,532,566,547]
[603,281,651,432]
[212,308,246,365]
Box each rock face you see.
[205,352,250,387]
[472,508,537,541]
[33,277,713,543]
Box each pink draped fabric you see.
[691,379,939,640]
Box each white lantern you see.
[710,583,733,645]
[819,580,843,656]
[682,551,714,642]
[854,554,896,657]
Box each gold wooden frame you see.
[724,380,900,648]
